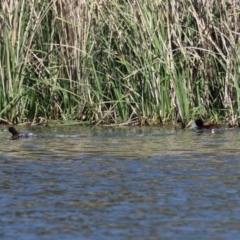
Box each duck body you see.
[8,127,34,139]
[193,119,219,131]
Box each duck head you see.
[194,119,204,128]
[8,127,19,136]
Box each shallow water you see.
[1,125,240,239]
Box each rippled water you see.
[1,125,240,239]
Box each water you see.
[1,125,240,240]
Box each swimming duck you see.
[193,119,219,130]
[8,127,34,139]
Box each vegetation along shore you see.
[0,0,240,128]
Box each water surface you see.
[1,125,240,240]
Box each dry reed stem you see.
[0,0,240,124]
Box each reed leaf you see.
[0,0,239,126]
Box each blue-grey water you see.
[1,125,240,240]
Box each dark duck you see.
[8,127,34,139]
[193,119,219,130]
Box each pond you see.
[1,125,240,240]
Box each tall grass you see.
[0,0,240,126]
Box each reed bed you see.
[0,0,240,126]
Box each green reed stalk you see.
[0,0,240,126]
